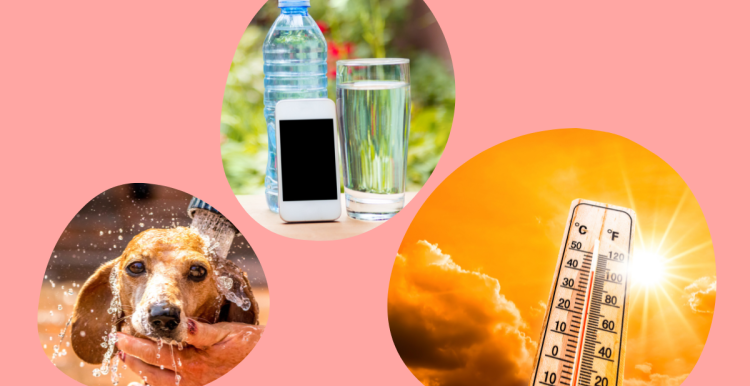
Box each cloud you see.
[684,277,716,313]
[529,301,546,317]
[388,241,536,386]
[624,373,690,386]
[635,363,653,374]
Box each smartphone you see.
[275,98,342,222]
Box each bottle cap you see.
[278,0,310,7]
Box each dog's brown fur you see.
[71,227,259,364]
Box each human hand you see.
[116,319,263,386]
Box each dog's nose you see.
[148,302,181,332]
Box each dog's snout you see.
[148,302,181,332]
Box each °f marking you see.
[528,199,635,386]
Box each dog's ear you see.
[225,272,260,325]
[71,259,118,364]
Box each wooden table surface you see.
[236,192,416,241]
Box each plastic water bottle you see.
[263,0,328,213]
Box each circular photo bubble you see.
[38,183,268,386]
[221,0,454,240]
[388,129,715,386]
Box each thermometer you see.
[529,199,635,386]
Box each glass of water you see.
[336,58,411,221]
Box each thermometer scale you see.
[530,199,635,386]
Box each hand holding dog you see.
[117,319,263,386]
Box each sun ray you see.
[640,286,651,339]
[619,159,647,253]
[650,284,676,356]
[659,221,702,257]
[660,277,691,292]
[661,272,705,285]
[665,240,714,263]
[655,284,700,341]
[656,187,691,253]
[650,210,659,254]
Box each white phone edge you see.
[275,98,342,223]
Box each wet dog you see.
[70,227,259,364]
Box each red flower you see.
[326,41,355,79]
[329,42,340,57]
[316,21,328,34]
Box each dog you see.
[71,227,259,364]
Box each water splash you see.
[169,342,183,385]
[189,210,235,260]
[211,259,254,312]
[50,316,72,362]
[110,354,121,386]
[90,263,123,384]
[189,210,252,312]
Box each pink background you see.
[1,0,748,385]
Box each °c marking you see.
[576,222,587,235]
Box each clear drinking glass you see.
[336,58,410,221]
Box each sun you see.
[630,250,666,286]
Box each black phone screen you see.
[279,118,338,201]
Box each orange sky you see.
[389,129,715,386]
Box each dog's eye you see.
[126,262,146,275]
[188,265,207,282]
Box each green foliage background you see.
[222,0,455,195]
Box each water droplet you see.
[44,344,47,349]
[80,361,84,367]
[160,365,164,370]
[139,223,144,227]
[118,235,123,240]
[218,276,233,290]
[101,342,108,348]
[58,305,62,310]
[100,231,104,236]
[93,369,101,377]
[80,331,86,337]
[49,311,54,316]
[68,289,74,295]
[119,228,123,233]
